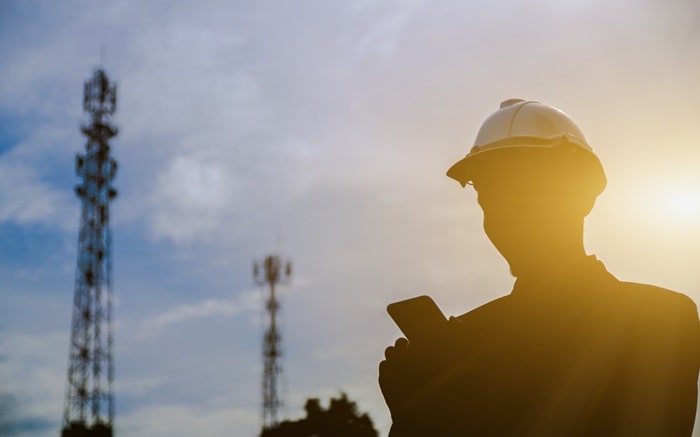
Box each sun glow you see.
[612,178,700,236]
[663,189,700,220]
[645,180,700,232]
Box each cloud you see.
[0,161,69,226]
[0,398,55,437]
[145,289,261,331]
[0,331,67,437]
[152,298,241,328]
[0,130,77,230]
[352,0,427,59]
[147,154,237,242]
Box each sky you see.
[1,0,699,435]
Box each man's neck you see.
[511,244,590,284]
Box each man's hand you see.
[379,319,466,430]
[379,337,413,421]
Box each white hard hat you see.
[447,99,606,193]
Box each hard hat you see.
[447,99,606,194]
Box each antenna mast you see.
[62,68,118,437]
[253,255,292,430]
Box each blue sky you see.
[2,1,700,436]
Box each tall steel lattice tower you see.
[62,68,118,437]
[253,255,292,430]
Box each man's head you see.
[448,100,606,277]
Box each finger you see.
[394,337,409,349]
[378,360,393,397]
[378,359,388,375]
[385,338,409,360]
[378,359,397,386]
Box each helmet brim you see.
[447,141,607,195]
[447,142,563,187]
[446,156,473,188]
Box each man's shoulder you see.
[603,281,700,350]
[614,280,698,315]
[454,281,699,326]
[615,281,700,367]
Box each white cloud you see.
[144,289,261,332]
[152,298,240,328]
[0,155,75,230]
[148,154,236,242]
[0,331,67,437]
[352,0,427,59]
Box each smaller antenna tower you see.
[253,255,292,430]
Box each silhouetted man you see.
[379,99,700,436]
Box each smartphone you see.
[387,295,448,344]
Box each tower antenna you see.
[61,67,119,437]
[253,254,292,430]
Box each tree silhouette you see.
[260,392,378,437]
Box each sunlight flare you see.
[663,189,700,220]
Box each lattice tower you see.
[62,68,118,437]
[254,255,292,430]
